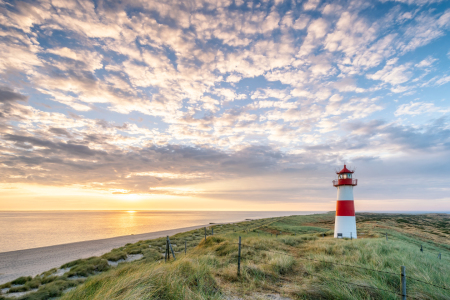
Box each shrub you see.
[67,257,110,277]
[11,276,32,285]
[40,276,57,284]
[102,251,127,262]
[8,285,30,293]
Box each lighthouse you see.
[333,165,358,239]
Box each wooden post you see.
[237,236,241,276]
[185,240,187,255]
[386,232,388,241]
[167,236,176,260]
[204,227,207,241]
[164,239,167,262]
[322,233,324,238]
[420,245,423,253]
[401,266,406,300]
[165,236,170,261]
[438,253,441,260]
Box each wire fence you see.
[163,225,450,299]
[236,238,450,299]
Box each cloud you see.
[395,101,450,116]
[415,56,437,68]
[0,0,449,206]
[0,86,28,103]
[367,63,412,85]
[303,0,321,11]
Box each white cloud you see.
[367,63,412,85]
[395,101,450,116]
[415,56,437,68]
[303,0,321,11]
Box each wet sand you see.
[0,223,211,285]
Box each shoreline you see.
[0,223,226,285]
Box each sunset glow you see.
[1,0,450,211]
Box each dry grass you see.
[2,213,450,300]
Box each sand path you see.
[0,223,212,285]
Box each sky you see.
[0,0,449,211]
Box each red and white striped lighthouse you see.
[332,165,358,239]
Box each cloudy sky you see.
[0,0,449,211]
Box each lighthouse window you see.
[348,174,352,178]
[343,174,347,179]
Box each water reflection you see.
[0,211,322,252]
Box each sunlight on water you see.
[0,211,323,253]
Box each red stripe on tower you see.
[336,200,355,216]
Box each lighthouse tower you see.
[333,165,358,239]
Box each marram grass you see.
[2,213,450,299]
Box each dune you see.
[0,224,211,285]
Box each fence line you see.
[406,276,450,291]
[165,226,450,298]
[239,243,399,276]
[308,272,411,299]
[240,242,450,292]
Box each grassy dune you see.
[2,213,450,299]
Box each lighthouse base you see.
[334,216,357,239]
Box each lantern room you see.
[333,165,357,187]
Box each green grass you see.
[2,213,450,300]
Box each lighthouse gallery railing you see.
[332,179,357,186]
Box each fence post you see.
[205,227,207,241]
[438,253,441,260]
[420,245,423,253]
[401,266,406,300]
[185,240,187,255]
[322,233,324,238]
[386,233,388,241]
[168,236,176,260]
[237,236,241,276]
[165,236,171,261]
[164,239,167,262]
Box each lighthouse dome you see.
[337,164,354,174]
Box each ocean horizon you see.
[1,210,448,253]
[0,210,325,253]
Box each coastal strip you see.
[0,223,215,285]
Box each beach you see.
[0,223,211,285]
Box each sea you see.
[0,211,324,253]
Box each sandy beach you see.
[0,223,211,285]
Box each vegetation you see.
[1,213,450,299]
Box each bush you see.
[40,276,57,284]
[8,285,30,293]
[19,279,84,300]
[25,279,41,289]
[11,276,32,285]
[67,257,110,277]
[102,251,127,262]
[0,282,11,289]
